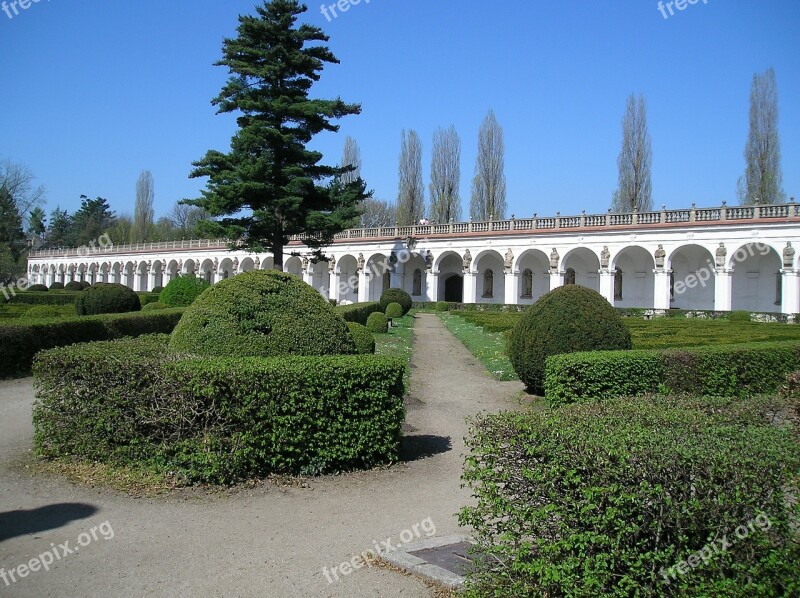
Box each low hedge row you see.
[334,301,382,325]
[0,309,184,378]
[33,336,406,483]
[545,340,800,406]
[4,291,161,307]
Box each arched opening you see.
[668,245,715,310]
[561,248,600,292]
[444,274,463,303]
[515,249,550,304]
[474,250,505,304]
[413,269,423,297]
[730,243,782,312]
[336,255,359,304]
[612,246,655,308]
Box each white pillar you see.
[598,269,615,305]
[149,269,159,291]
[781,270,800,315]
[390,268,403,290]
[358,271,370,303]
[302,270,313,287]
[329,271,341,303]
[714,269,733,312]
[426,271,439,302]
[463,272,478,304]
[505,271,520,305]
[549,270,564,291]
[653,270,671,310]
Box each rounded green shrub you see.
[152,286,164,294]
[64,281,84,292]
[74,283,142,316]
[379,288,412,315]
[366,311,389,334]
[729,310,752,323]
[141,301,170,311]
[49,282,64,290]
[169,270,356,358]
[435,301,449,312]
[385,302,403,319]
[159,275,210,307]
[80,281,92,290]
[347,321,376,355]
[27,284,49,292]
[508,285,631,394]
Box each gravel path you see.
[0,314,523,597]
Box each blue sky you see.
[1,0,798,223]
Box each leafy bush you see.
[546,340,800,406]
[75,283,141,316]
[23,305,75,319]
[152,286,164,294]
[49,282,64,290]
[141,301,169,311]
[80,281,92,290]
[27,284,48,292]
[729,310,752,323]
[379,288,412,315]
[159,274,210,307]
[7,292,79,306]
[335,301,382,325]
[366,311,388,334]
[170,269,355,358]
[385,302,403,319]
[0,309,184,378]
[137,293,162,307]
[33,336,405,483]
[347,321,376,354]
[435,301,449,312]
[508,285,631,394]
[460,396,800,597]
[64,281,84,292]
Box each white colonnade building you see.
[25,203,800,315]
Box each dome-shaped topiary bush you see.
[385,302,403,319]
[49,282,64,290]
[379,288,412,315]
[64,281,84,292]
[27,284,48,292]
[80,281,92,290]
[75,283,142,316]
[159,275,210,307]
[141,301,170,311]
[366,311,389,334]
[508,285,632,395]
[152,285,164,294]
[434,301,449,312]
[347,321,376,355]
[169,270,356,358]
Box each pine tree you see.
[189,0,368,270]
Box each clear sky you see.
[1,0,798,223]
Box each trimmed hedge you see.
[141,301,169,311]
[347,321,376,355]
[24,305,75,319]
[159,274,210,307]
[460,396,800,597]
[545,340,800,406]
[434,301,450,312]
[335,301,382,325]
[0,309,184,378]
[385,302,403,319]
[75,283,141,316]
[49,282,64,290]
[379,288,412,315]
[64,281,84,292]
[366,312,389,334]
[137,293,162,307]
[27,284,48,292]
[33,336,406,483]
[170,270,355,358]
[8,292,84,306]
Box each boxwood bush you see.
[508,285,632,394]
[75,283,141,316]
[434,301,450,312]
[159,274,210,307]
[141,301,169,311]
[0,310,184,378]
[27,284,48,292]
[49,282,64,290]
[385,302,403,319]
[335,301,382,325]
[347,321,376,355]
[7,292,78,306]
[64,281,84,292]
[366,311,389,334]
[33,336,405,483]
[379,288,412,315]
[460,396,800,597]
[545,340,800,406]
[170,270,355,358]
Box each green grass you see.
[374,309,416,387]
[439,313,517,381]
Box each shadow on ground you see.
[0,503,99,542]
[399,434,452,462]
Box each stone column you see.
[549,270,564,291]
[426,271,439,302]
[358,270,370,303]
[329,271,341,303]
[598,269,615,305]
[463,272,478,304]
[781,269,800,315]
[653,270,671,311]
[504,271,520,305]
[714,269,733,312]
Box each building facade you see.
[26,203,800,315]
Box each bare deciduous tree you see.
[429,125,462,224]
[131,170,155,243]
[358,198,396,228]
[738,68,785,205]
[170,202,209,238]
[396,129,424,226]
[612,94,653,213]
[0,159,46,217]
[341,136,361,185]
[470,110,506,221]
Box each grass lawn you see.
[374,309,416,387]
[439,312,518,381]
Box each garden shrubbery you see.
[27,284,48,292]
[64,281,84,292]
[33,335,406,483]
[366,311,388,334]
[335,301,382,325]
[24,305,75,319]
[460,395,800,597]
[170,269,355,357]
[49,282,64,290]
[434,301,450,312]
[385,302,403,319]
[346,321,375,354]
[75,283,141,316]
[379,288,412,315]
[508,285,631,394]
[158,274,210,307]
[141,301,169,311]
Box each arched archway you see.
[729,243,782,312]
[668,245,715,310]
[473,250,505,304]
[444,274,463,303]
[336,254,359,304]
[436,251,463,302]
[561,248,600,292]
[611,246,655,308]
[515,249,550,304]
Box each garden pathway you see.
[0,314,524,597]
